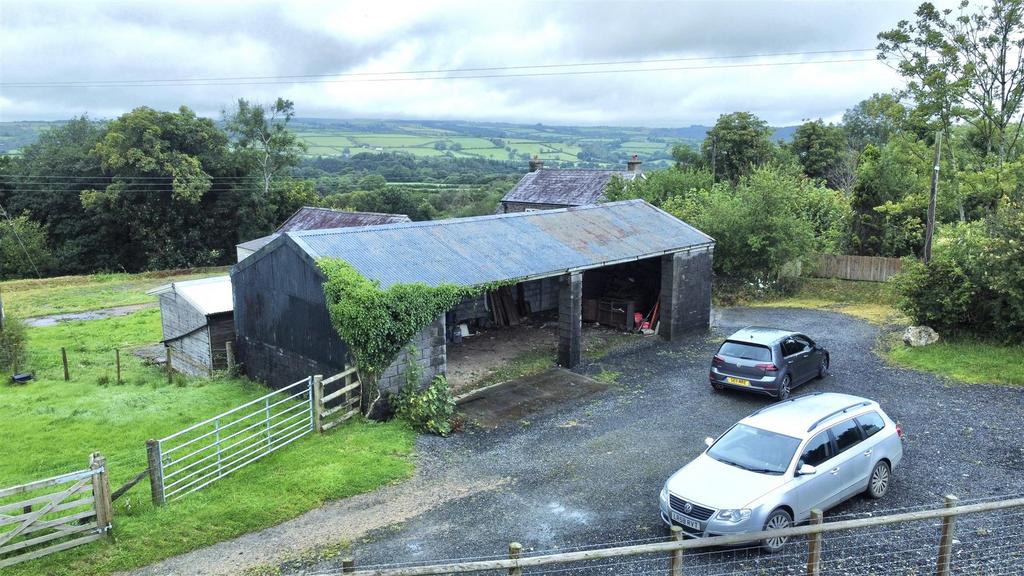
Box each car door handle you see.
[863,450,873,457]
[830,467,839,475]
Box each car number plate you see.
[671,511,701,531]
[725,377,750,386]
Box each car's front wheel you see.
[866,460,891,499]
[818,355,829,379]
[777,376,791,401]
[761,508,793,553]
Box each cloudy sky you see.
[0,0,949,126]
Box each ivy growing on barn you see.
[318,258,509,411]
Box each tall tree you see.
[10,117,120,273]
[701,112,775,183]
[791,119,847,186]
[83,106,241,270]
[224,98,306,198]
[843,94,910,150]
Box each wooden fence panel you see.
[0,457,111,568]
[808,254,903,282]
[317,366,361,432]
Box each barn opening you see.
[230,200,714,412]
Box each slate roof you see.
[237,207,411,253]
[243,199,713,289]
[500,169,642,207]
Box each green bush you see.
[0,316,28,372]
[392,375,456,436]
[893,198,1024,342]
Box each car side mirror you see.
[797,464,817,476]
[704,437,714,448]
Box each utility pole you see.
[924,132,942,264]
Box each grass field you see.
[884,336,1024,387]
[1,267,229,318]
[743,277,1021,388]
[0,281,415,574]
[743,277,904,325]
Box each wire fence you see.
[303,495,1024,576]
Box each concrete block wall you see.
[558,272,582,368]
[519,277,560,314]
[377,315,447,395]
[660,247,714,340]
[500,201,567,213]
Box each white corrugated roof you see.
[148,275,233,316]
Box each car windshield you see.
[707,424,800,475]
[718,341,772,362]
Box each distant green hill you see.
[0,118,798,167]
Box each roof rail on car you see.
[806,401,872,433]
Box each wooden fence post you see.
[936,494,959,576]
[806,508,823,576]
[166,347,173,384]
[146,439,165,506]
[89,452,113,537]
[342,557,355,573]
[508,542,522,576]
[225,341,235,371]
[313,374,324,433]
[61,347,70,381]
[669,524,683,576]
[115,349,122,385]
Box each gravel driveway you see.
[270,308,1022,575]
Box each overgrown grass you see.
[1,309,414,575]
[0,267,229,318]
[737,277,905,324]
[883,335,1024,387]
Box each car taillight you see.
[896,421,904,438]
[712,355,725,366]
[755,363,778,372]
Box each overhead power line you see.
[1,50,878,89]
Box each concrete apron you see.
[455,368,611,428]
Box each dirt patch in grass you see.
[737,277,907,325]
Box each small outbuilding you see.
[235,206,411,261]
[231,200,714,398]
[148,276,235,376]
[498,155,644,213]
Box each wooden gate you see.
[314,366,361,432]
[0,453,112,568]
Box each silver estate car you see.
[659,393,903,552]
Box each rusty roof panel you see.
[500,169,641,206]
[288,200,713,288]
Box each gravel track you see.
[145,307,1024,575]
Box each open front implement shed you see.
[230,200,714,396]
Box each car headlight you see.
[716,508,751,523]
[659,486,669,505]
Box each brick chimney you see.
[627,154,642,173]
[529,155,544,172]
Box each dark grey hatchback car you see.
[709,327,829,400]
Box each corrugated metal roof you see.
[148,275,233,316]
[501,169,641,206]
[236,207,412,254]
[276,207,411,233]
[287,199,713,288]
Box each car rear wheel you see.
[761,509,792,553]
[818,355,829,379]
[867,461,891,499]
[777,376,791,401]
